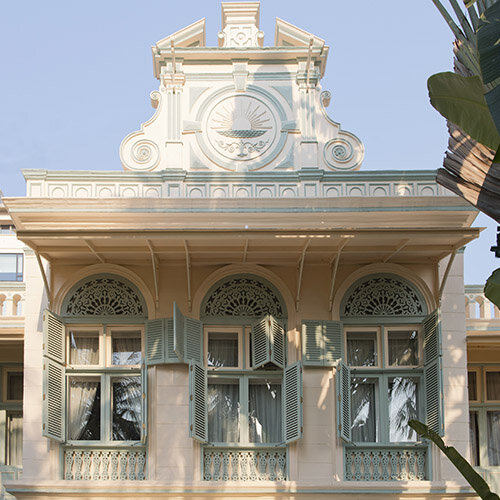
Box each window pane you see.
[69,331,99,365]
[351,378,377,442]
[387,330,418,366]
[469,411,480,466]
[7,372,23,401]
[388,377,418,442]
[208,381,240,442]
[468,371,478,401]
[346,331,377,366]
[111,331,142,365]
[486,371,500,400]
[487,411,500,466]
[68,378,100,440]
[112,376,141,441]
[0,254,22,281]
[249,379,282,443]
[207,332,239,368]
[6,413,22,467]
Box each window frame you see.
[65,323,144,446]
[204,326,244,370]
[0,253,23,282]
[2,368,23,403]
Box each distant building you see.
[1,3,497,499]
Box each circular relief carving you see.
[204,94,278,165]
[324,137,363,171]
[130,140,160,170]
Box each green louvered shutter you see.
[336,361,351,443]
[251,315,284,369]
[302,320,323,366]
[189,360,208,443]
[42,310,66,442]
[423,310,444,436]
[302,320,342,366]
[43,309,65,364]
[283,361,303,443]
[323,321,343,365]
[145,319,165,364]
[185,318,203,364]
[165,318,178,362]
[173,302,186,362]
[141,361,148,444]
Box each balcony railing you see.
[203,447,286,481]
[345,445,428,481]
[0,465,21,499]
[63,446,146,480]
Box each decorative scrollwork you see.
[63,276,145,316]
[342,275,425,317]
[202,276,286,319]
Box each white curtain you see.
[207,337,238,368]
[487,411,500,466]
[486,372,500,400]
[112,376,142,440]
[351,379,376,442]
[208,383,239,442]
[387,331,417,366]
[7,413,22,467]
[388,377,417,442]
[249,382,282,443]
[69,379,100,440]
[69,334,99,365]
[469,411,479,466]
[347,335,376,366]
[112,337,142,365]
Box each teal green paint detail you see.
[272,85,293,104]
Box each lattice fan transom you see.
[342,275,425,317]
[63,276,146,316]
[202,276,286,319]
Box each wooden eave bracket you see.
[84,239,106,263]
[184,241,192,312]
[147,240,160,309]
[295,239,310,312]
[34,247,51,308]
[382,239,410,263]
[328,238,349,312]
[438,248,458,305]
[242,239,249,263]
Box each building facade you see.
[1,2,497,498]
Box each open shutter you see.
[423,310,444,436]
[283,361,303,443]
[251,315,284,369]
[302,320,342,366]
[141,361,148,444]
[42,310,66,442]
[336,361,351,443]
[189,361,208,443]
[185,318,203,364]
[173,302,185,362]
[145,319,165,365]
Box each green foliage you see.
[485,268,500,307]
[409,419,500,500]
[428,72,500,149]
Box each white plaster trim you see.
[330,263,436,320]
[52,263,156,318]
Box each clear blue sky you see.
[0,0,497,284]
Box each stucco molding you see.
[52,264,155,318]
[191,263,295,327]
[330,263,436,320]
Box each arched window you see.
[42,274,147,480]
[0,295,6,316]
[12,295,22,316]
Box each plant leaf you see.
[464,0,478,8]
[428,72,500,149]
[485,268,500,308]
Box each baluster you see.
[64,451,74,480]
[381,451,390,481]
[101,452,110,480]
[398,451,407,480]
[110,451,119,480]
[345,450,353,481]
[129,452,137,481]
[212,451,221,481]
[390,451,398,481]
[204,451,213,481]
[353,451,362,481]
[93,452,102,480]
[250,452,258,481]
[74,451,83,480]
[83,451,92,480]
[231,452,239,481]
[258,452,268,480]
[269,453,277,481]
[240,452,249,481]
[137,452,146,480]
[416,450,426,480]
[119,452,128,480]
[277,452,286,481]
[407,450,416,480]
[372,451,381,481]
[222,452,230,481]
[363,451,372,481]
